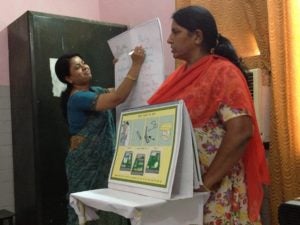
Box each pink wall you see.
[99,0,175,76]
[0,0,100,85]
[0,0,175,85]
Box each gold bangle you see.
[126,75,137,81]
[202,183,211,192]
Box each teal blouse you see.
[67,86,105,135]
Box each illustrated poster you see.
[110,103,179,190]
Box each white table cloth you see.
[70,188,209,225]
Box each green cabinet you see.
[8,11,126,225]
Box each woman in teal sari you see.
[55,46,145,225]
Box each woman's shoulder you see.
[90,86,108,93]
[68,89,96,103]
[70,86,106,96]
[210,56,242,75]
[68,89,99,109]
[211,55,236,68]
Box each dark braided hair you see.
[55,53,83,122]
[172,5,249,80]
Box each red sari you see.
[148,55,270,222]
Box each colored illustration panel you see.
[120,151,133,171]
[131,153,145,175]
[111,104,178,188]
[146,151,160,174]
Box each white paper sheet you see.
[107,18,165,124]
[49,58,67,97]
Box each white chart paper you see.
[108,18,165,123]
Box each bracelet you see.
[125,75,137,81]
[202,183,211,192]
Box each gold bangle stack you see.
[126,75,137,81]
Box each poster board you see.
[69,101,208,225]
[108,100,202,199]
[108,18,165,124]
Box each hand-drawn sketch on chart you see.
[108,18,165,123]
[119,121,131,146]
[49,58,67,97]
[144,119,158,145]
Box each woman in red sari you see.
[148,5,269,225]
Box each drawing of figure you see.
[119,121,130,146]
[144,120,157,144]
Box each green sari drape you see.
[66,87,130,225]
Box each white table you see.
[70,188,209,225]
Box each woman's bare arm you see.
[197,115,253,191]
[95,46,145,110]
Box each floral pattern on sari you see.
[195,104,261,225]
